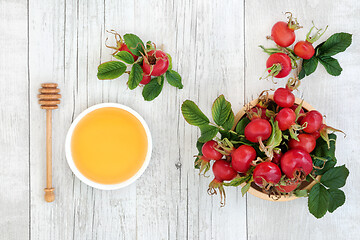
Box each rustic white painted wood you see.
[0,1,29,239]
[244,1,360,240]
[1,0,360,239]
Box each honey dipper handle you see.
[44,109,55,202]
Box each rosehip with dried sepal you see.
[142,50,169,76]
[294,24,328,59]
[202,140,223,161]
[270,12,302,47]
[208,160,237,207]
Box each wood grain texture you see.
[1,0,360,239]
[0,1,29,239]
[244,1,360,240]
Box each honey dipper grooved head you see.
[38,83,61,109]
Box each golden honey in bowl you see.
[70,107,148,185]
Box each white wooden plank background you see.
[1,0,359,239]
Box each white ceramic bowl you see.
[65,103,152,190]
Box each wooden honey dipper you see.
[38,83,61,202]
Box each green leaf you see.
[181,100,210,126]
[219,129,230,140]
[97,61,127,80]
[321,165,349,189]
[315,42,325,56]
[318,56,342,76]
[198,125,219,143]
[312,134,337,175]
[128,64,143,90]
[167,53,172,70]
[194,157,201,169]
[146,41,153,50]
[114,51,135,64]
[241,180,252,196]
[142,76,164,101]
[212,95,232,126]
[298,66,306,80]
[308,183,329,218]
[328,189,345,213]
[289,128,299,141]
[222,110,235,131]
[313,133,336,159]
[266,119,282,150]
[236,117,250,135]
[123,33,145,56]
[295,189,308,197]
[303,56,318,76]
[165,70,183,89]
[196,141,204,154]
[224,175,249,187]
[312,156,336,175]
[318,33,352,56]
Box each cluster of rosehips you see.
[108,32,169,85]
[263,12,326,79]
[197,82,339,205]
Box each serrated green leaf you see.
[222,110,235,131]
[181,100,210,126]
[266,119,282,150]
[128,64,143,90]
[97,61,127,80]
[165,70,183,89]
[295,189,308,197]
[194,157,201,169]
[241,180,252,196]
[289,128,299,141]
[312,156,336,175]
[224,175,249,187]
[328,188,345,213]
[212,95,232,126]
[236,117,250,135]
[313,134,336,158]
[308,183,329,218]
[156,76,162,85]
[198,125,219,143]
[167,53,172,70]
[114,51,135,64]
[219,129,230,140]
[146,41,153,50]
[303,56,318,76]
[315,42,325,56]
[321,165,349,189]
[312,134,337,175]
[318,56,342,76]
[196,141,204,154]
[298,66,306,80]
[142,76,164,101]
[318,33,352,56]
[123,33,145,56]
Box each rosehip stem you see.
[308,173,326,188]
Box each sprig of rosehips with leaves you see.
[260,12,352,80]
[97,31,183,101]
